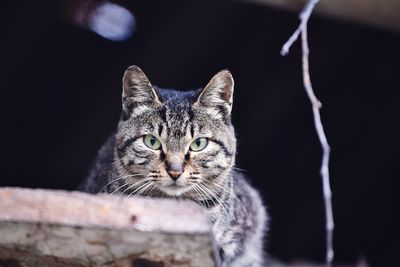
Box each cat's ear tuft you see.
[196,70,234,115]
[122,65,161,106]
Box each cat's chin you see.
[159,184,189,197]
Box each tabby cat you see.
[79,66,268,267]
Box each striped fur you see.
[79,66,268,267]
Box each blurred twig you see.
[281,0,334,266]
[247,0,400,32]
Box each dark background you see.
[1,1,399,266]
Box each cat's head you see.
[114,65,236,198]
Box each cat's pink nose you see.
[166,160,183,181]
[167,169,182,181]
[165,153,184,181]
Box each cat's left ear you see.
[121,65,162,119]
[122,65,161,106]
[195,70,234,115]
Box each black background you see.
[1,1,399,266]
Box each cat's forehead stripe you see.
[165,102,190,138]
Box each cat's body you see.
[79,66,268,267]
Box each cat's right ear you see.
[194,70,234,118]
[122,66,161,116]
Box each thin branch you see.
[281,0,334,266]
[281,0,320,57]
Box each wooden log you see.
[0,188,218,267]
[246,0,400,32]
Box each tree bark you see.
[0,188,217,267]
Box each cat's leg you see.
[215,213,266,267]
[219,238,264,267]
[217,226,264,267]
[228,244,264,267]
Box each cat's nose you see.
[167,169,182,181]
[166,161,183,181]
[165,153,184,181]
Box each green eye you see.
[190,137,208,152]
[144,134,161,150]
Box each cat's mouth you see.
[167,183,181,188]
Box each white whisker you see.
[232,166,248,172]
[198,182,231,220]
[116,177,153,197]
[97,173,143,193]
[210,181,248,217]
[109,182,130,195]
[128,181,153,198]
[192,184,211,210]
[137,183,155,198]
